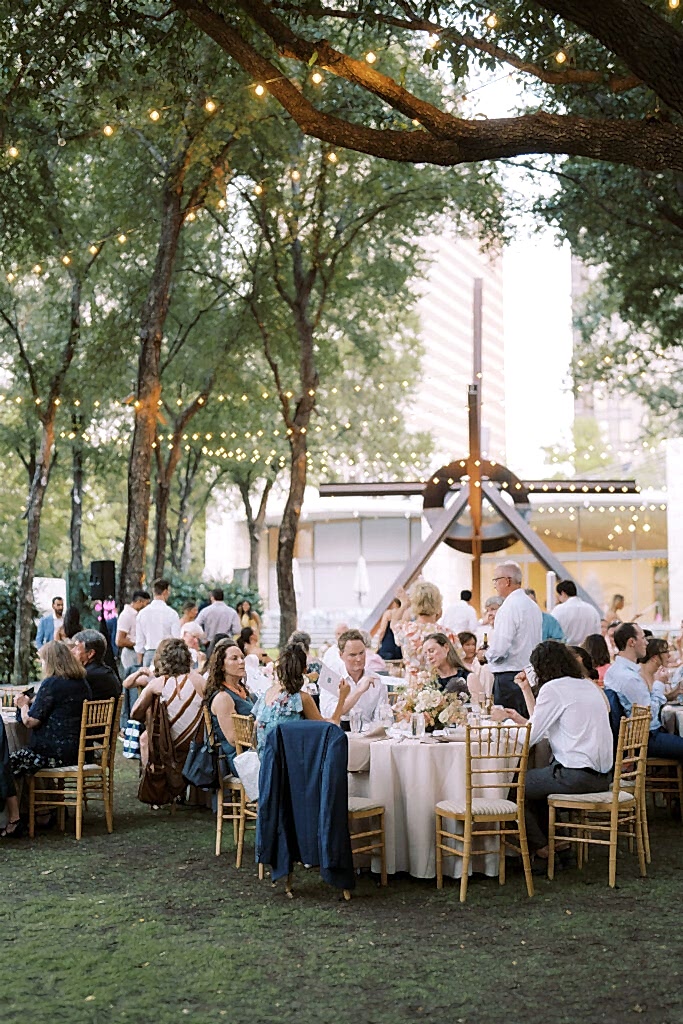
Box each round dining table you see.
[348,731,518,880]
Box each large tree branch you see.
[172,0,683,172]
[0,309,41,407]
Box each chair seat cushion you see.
[437,798,519,817]
[548,789,634,805]
[348,796,384,814]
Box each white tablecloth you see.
[662,705,683,735]
[1,710,29,754]
[348,734,518,879]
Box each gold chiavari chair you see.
[29,698,116,840]
[435,722,533,902]
[546,710,650,887]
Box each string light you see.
[555,50,567,64]
[311,71,323,84]
[365,51,377,64]
[217,198,226,209]
[254,84,266,97]
[291,169,301,181]
[204,99,217,113]
[61,255,71,265]
[117,233,127,244]
[6,272,15,282]
[485,13,498,28]
[253,183,263,195]
[88,245,99,255]
[149,109,160,121]
[32,264,42,274]
[669,0,680,8]
[327,152,338,163]
[103,125,114,136]
[7,146,19,158]
[185,211,196,222]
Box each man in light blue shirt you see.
[605,622,683,761]
[525,589,565,642]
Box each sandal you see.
[0,818,27,839]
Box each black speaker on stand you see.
[89,560,120,679]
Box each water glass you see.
[378,703,395,730]
[349,709,364,734]
[410,712,425,738]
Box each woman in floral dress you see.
[393,581,464,686]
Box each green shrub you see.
[0,565,38,683]
[165,571,262,616]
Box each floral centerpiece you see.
[393,670,468,732]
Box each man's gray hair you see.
[484,596,504,609]
[72,628,107,663]
[494,560,523,585]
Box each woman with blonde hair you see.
[2,640,91,839]
[393,580,463,684]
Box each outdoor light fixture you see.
[103,124,114,136]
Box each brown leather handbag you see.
[137,697,187,805]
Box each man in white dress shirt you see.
[336,629,388,727]
[134,578,181,666]
[487,561,542,716]
[116,590,151,676]
[441,590,479,636]
[196,588,240,644]
[551,580,602,646]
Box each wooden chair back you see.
[79,698,116,767]
[203,703,215,745]
[613,710,649,794]
[464,722,531,810]
[0,688,18,708]
[232,713,256,755]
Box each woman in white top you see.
[495,640,613,859]
[131,637,206,766]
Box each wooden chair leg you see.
[215,782,224,857]
[518,816,534,898]
[379,811,387,887]
[459,819,472,903]
[547,804,556,880]
[103,774,114,834]
[285,872,294,899]
[638,794,651,864]
[435,813,444,890]
[236,792,247,869]
[258,863,264,880]
[635,807,647,878]
[608,808,619,888]
[677,764,683,811]
[29,776,36,839]
[498,822,506,886]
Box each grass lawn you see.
[2,753,681,1024]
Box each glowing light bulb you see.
[412,119,421,127]
[291,169,301,181]
[555,49,567,64]
[103,124,114,136]
[149,109,160,121]
[88,245,98,255]
[8,146,19,158]
[61,255,71,265]
[204,98,217,113]
[185,211,196,221]
[669,0,680,8]
[6,272,15,282]
[311,71,323,84]
[365,51,377,64]
[32,264,42,274]
[217,198,226,209]
[253,183,263,195]
[327,151,338,163]
[254,84,265,97]
[117,233,127,244]
[485,13,497,28]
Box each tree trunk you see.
[237,476,273,592]
[180,512,194,573]
[153,474,171,580]
[70,426,84,574]
[277,432,307,646]
[118,189,184,604]
[12,422,56,683]
[170,452,201,571]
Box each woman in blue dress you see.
[252,642,371,757]
[205,639,256,775]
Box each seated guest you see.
[458,632,479,674]
[321,622,351,676]
[494,639,613,859]
[203,639,255,775]
[582,633,611,683]
[1,641,92,839]
[131,637,206,765]
[374,598,403,662]
[236,626,272,666]
[360,630,386,675]
[179,601,206,645]
[184,632,207,673]
[335,629,388,727]
[71,629,122,701]
[252,643,357,757]
[569,646,600,682]
[623,634,683,762]
[423,633,470,697]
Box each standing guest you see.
[393,581,463,684]
[524,588,565,642]
[236,626,272,694]
[1,641,91,839]
[35,596,64,649]
[495,639,613,860]
[134,578,181,667]
[55,605,83,642]
[374,598,403,662]
[196,588,240,645]
[551,580,602,646]
[236,599,262,634]
[203,639,255,775]
[423,633,470,696]
[608,594,626,620]
[252,644,359,757]
[179,601,206,645]
[71,629,122,701]
[582,634,611,683]
[335,628,388,727]
[441,590,479,635]
[116,590,151,678]
[184,633,207,673]
[131,637,206,766]
[487,561,542,717]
